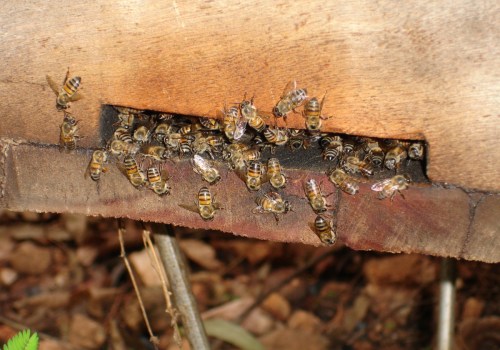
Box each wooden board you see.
[0,1,499,191]
[1,141,498,263]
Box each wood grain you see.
[0,1,499,191]
[1,141,498,263]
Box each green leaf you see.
[3,330,39,350]
[204,318,265,350]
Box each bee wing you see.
[46,75,60,95]
[68,91,84,102]
[371,179,391,192]
[233,118,248,141]
[281,80,296,98]
[234,165,247,183]
[178,203,199,214]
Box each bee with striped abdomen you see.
[86,150,108,181]
[120,155,147,187]
[327,168,359,195]
[252,191,291,223]
[109,139,140,156]
[191,154,221,185]
[263,126,289,146]
[239,160,265,191]
[46,69,83,110]
[310,215,337,245]
[408,142,424,160]
[267,158,287,189]
[239,97,267,133]
[133,126,151,144]
[321,136,343,162]
[153,122,174,143]
[147,166,171,195]
[288,129,306,151]
[144,145,172,161]
[59,112,80,151]
[222,105,247,142]
[304,178,330,213]
[384,143,408,171]
[342,154,374,176]
[199,117,221,131]
[180,187,223,221]
[273,81,308,120]
[371,174,410,200]
[362,138,385,167]
[303,94,331,133]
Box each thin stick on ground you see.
[117,220,159,349]
[142,227,182,348]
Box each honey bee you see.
[59,112,80,151]
[144,145,172,161]
[153,122,174,143]
[224,143,260,170]
[222,106,247,141]
[180,187,223,221]
[371,174,411,200]
[273,81,308,120]
[239,160,265,191]
[342,138,356,156]
[263,126,288,146]
[384,144,408,170]
[113,127,134,143]
[179,135,194,156]
[321,136,343,162]
[342,155,374,176]
[304,178,330,213]
[46,69,83,110]
[147,166,171,195]
[133,126,151,144]
[303,95,331,132]
[267,158,287,189]
[327,168,359,195]
[310,215,337,245]
[109,139,140,156]
[205,135,225,155]
[288,129,306,150]
[408,142,424,160]
[191,154,221,185]
[116,113,135,130]
[199,117,221,131]
[239,98,267,133]
[362,138,384,167]
[252,191,291,223]
[121,155,147,187]
[86,150,108,181]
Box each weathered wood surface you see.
[0,2,499,191]
[1,141,498,263]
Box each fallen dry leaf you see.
[9,241,52,274]
[179,239,222,270]
[288,309,323,334]
[262,293,291,321]
[260,328,330,350]
[68,313,106,349]
[461,297,485,321]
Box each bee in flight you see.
[147,165,171,195]
[252,191,291,223]
[310,215,337,245]
[191,154,221,185]
[86,150,108,181]
[304,178,331,213]
[180,187,223,221]
[46,69,83,110]
[328,168,359,195]
[371,174,411,200]
[273,80,308,120]
[59,112,80,152]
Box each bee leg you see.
[273,213,280,225]
[63,67,70,85]
[398,190,406,200]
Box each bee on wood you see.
[59,112,80,151]
[46,69,83,110]
[252,191,291,223]
[237,160,265,191]
[303,94,331,133]
[239,97,267,133]
[199,117,221,131]
[362,138,384,167]
[86,150,108,181]
[408,142,425,160]
[321,136,343,162]
[263,126,289,146]
[384,144,408,170]
[120,155,147,187]
[222,105,247,142]
[304,178,330,214]
[191,154,221,185]
[147,166,171,195]
[267,158,287,189]
[115,113,135,130]
[342,138,356,156]
[310,215,337,245]
[153,122,174,143]
[273,81,308,120]
[288,129,307,151]
[342,155,374,176]
[328,168,359,195]
[371,174,411,200]
[113,127,134,143]
[224,143,260,170]
[180,187,223,221]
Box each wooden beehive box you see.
[0,1,499,262]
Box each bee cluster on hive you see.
[48,73,426,245]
